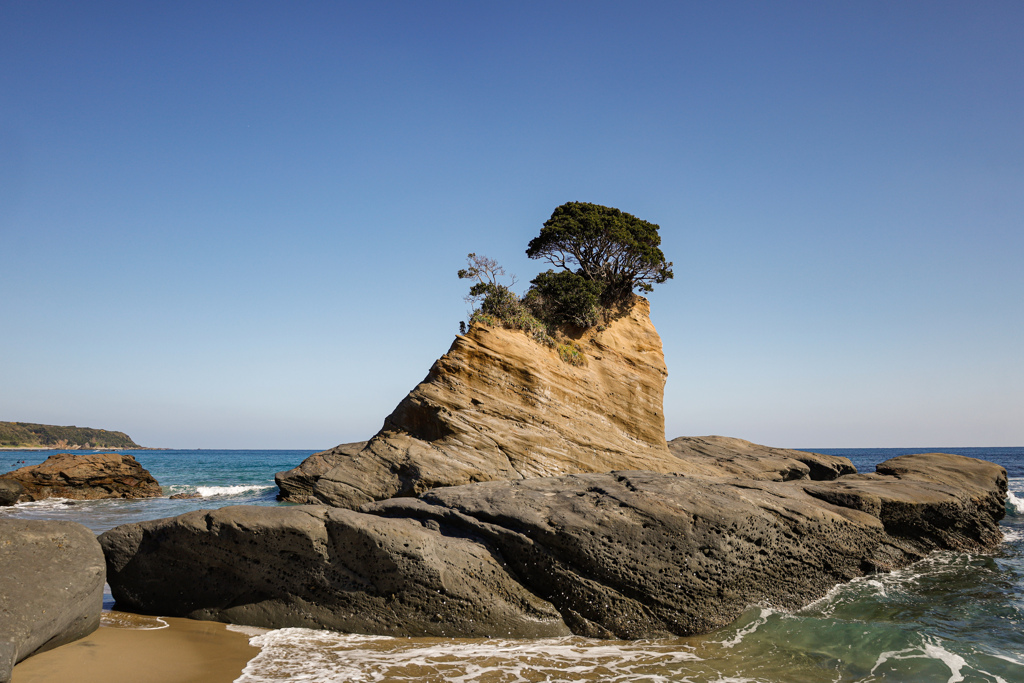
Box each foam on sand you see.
[236,629,700,683]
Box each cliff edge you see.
[283,298,684,507]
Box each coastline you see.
[0,447,167,451]
[11,612,259,683]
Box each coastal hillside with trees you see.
[0,422,142,449]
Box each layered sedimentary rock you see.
[0,519,105,683]
[101,453,1006,639]
[0,453,161,502]
[292,299,685,508]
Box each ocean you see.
[3,446,1023,682]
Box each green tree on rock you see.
[526,202,673,302]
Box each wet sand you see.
[11,612,260,683]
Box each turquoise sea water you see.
[3,446,1023,682]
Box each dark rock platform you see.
[99,452,1005,639]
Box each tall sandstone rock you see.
[283,298,687,508]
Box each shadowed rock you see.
[0,519,105,682]
[0,480,23,507]
[101,453,1005,639]
[99,504,568,638]
[0,453,161,502]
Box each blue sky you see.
[2,1,1021,448]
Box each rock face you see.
[0,519,105,683]
[0,453,162,502]
[0,480,23,507]
[100,505,569,638]
[668,435,857,481]
[101,453,1006,639]
[283,299,691,508]
[275,441,367,504]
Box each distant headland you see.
[0,421,143,450]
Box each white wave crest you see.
[1001,527,1024,544]
[237,629,699,683]
[191,484,275,498]
[1,497,75,511]
[1005,491,1024,517]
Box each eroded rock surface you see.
[297,299,685,508]
[0,453,162,502]
[275,441,366,504]
[668,436,856,481]
[101,453,1006,639]
[99,504,568,638]
[0,519,105,683]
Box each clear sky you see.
[2,1,1021,449]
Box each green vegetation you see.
[525,270,605,328]
[557,342,585,366]
[458,202,673,365]
[0,422,142,449]
[527,201,673,302]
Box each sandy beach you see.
[11,612,259,683]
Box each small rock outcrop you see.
[275,441,367,504]
[0,453,162,502]
[101,453,1006,640]
[668,435,856,481]
[0,480,23,507]
[283,299,690,508]
[0,519,105,682]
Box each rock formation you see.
[284,299,700,507]
[0,480,23,507]
[100,453,1006,639]
[0,519,105,683]
[275,441,367,504]
[100,504,569,638]
[96,294,1008,642]
[668,435,857,481]
[0,453,162,502]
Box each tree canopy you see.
[526,202,673,301]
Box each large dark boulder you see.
[0,519,105,683]
[100,453,1005,639]
[100,504,568,638]
[369,453,1004,637]
[0,480,23,507]
[0,452,161,502]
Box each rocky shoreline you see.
[99,452,1007,640]
[1,299,1012,678]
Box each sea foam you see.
[164,483,276,498]
[1005,490,1024,517]
[236,630,700,683]
[871,637,967,683]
